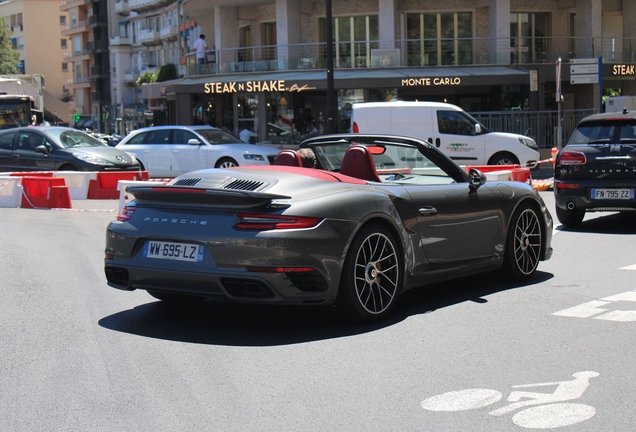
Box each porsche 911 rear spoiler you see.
[126,185,291,209]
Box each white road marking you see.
[512,403,596,429]
[421,372,598,429]
[552,301,611,318]
[620,264,636,271]
[594,310,636,322]
[420,389,502,411]
[601,291,636,302]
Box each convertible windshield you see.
[311,141,459,185]
[44,129,107,148]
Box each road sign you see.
[571,74,599,84]
[571,64,598,74]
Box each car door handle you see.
[419,206,437,216]
[435,138,440,147]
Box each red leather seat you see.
[340,145,381,182]
[274,150,303,167]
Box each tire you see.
[500,204,542,281]
[488,152,519,166]
[147,290,205,303]
[137,161,145,171]
[555,206,585,227]
[336,224,401,323]
[215,157,238,168]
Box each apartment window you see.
[70,11,77,26]
[239,26,252,61]
[75,64,82,79]
[60,16,66,25]
[406,12,472,66]
[510,12,549,63]
[61,39,68,49]
[17,37,24,50]
[74,36,81,54]
[62,62,68,72]
[320,15,379,68]
[262,22,276,60]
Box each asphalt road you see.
[1,193,636,431]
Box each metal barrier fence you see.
[471,109,596,150]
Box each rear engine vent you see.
[222,178,266,191]
[173,177,202,187]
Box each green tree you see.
[156,63,177,82]
[137,71,156,86]
[0,17,20,74]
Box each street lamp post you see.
[325,0,335,134]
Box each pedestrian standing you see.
[194,34,208,74]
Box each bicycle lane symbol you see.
[420,371,599,429]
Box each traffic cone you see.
[551,147,558,168]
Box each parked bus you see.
[0,94,44,129]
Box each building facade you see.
[60,0,111,129]
[0,0,72,108]
[106,0,636,147]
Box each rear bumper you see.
[554,179,636,212]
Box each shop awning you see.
[166,66,531,94]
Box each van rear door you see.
[434,109,486,165]
[351,105,392,134]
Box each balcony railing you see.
[182,36,636,77]
[124,70,140,83]
[139,29,160,46]
[115,0,130,15]
[160,25,178,42]
[129,0,171,13]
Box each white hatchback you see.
[116,125,279,177]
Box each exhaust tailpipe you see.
[566,201,576,210]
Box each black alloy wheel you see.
[501,204,542,280]
[337,224,401,323]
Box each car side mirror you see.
[187,139,202,145]
[468,168,487,190]
[35,145,49,156]
[474,124,482,135]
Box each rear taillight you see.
[555,182,581,189]
[235,213,322,230]
[117,204,137,221]
[352,122,359,133]
[559,151,587,165]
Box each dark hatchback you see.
[0,126,140,172]
[554,110,636,226]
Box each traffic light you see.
[73,113,80,124]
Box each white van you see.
[350,101,539,166]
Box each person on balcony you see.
[194,34,208,75]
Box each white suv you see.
[116,125,279,177]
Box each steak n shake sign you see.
[204,80,316,94]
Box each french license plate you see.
[591,188,634,200]
[143,241,204,263]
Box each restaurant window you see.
[319,15,379,68]
[406,12,472,66]
[510,12,549,64]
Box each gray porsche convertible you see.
[104,134,553,322]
